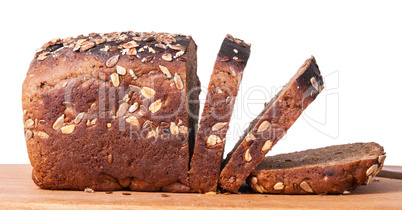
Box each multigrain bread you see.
[188,35,251,193]
[247,142,386,194]
[219,56,324,193]
[22,31,200,192]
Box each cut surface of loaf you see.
[247,142,386,194]
[22,31,200,192]
[188,35,251,193]
[219,56,324,193]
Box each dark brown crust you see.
[188,35,250,193]
[219,56,324,193]
[246,143,386,194]
[22,31,200,192]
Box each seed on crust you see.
[110,73,120,87]
[146,130,157,138]
[254,184,265,193]
[233,49,238,53]
[129,102,139,113]
[80,42,95,52]
[221,56,230,62]
[126,116,139,126]
[244,148,252,162]
[129,69,137,79]
[366,175,373,184]
[261,140,273,151]
[170,122,179,135]
[25,130,33,141]
[122,41,139,49]
[84,188,94,193]
[250,176,258,185]
[116,102,130,118]
[245,133,256,142]
[61,124,76,134]
[169,44,186,51]
[37,52,49,61]
[257,121,270,133]
[52,114,65,130]
[179,125,188,134]
[149,99,162,113]
[212,122,228,131]
[159,65,172,78]
[174,51,184,59]
[207,135,222,146]
[205,191,217,195]
[129,85,141,92]
[123,94,130,103]
[107,123,112,128]
[127,48,137,56]
[108,154,113,164]
[273,182,284,190]
[95,38,106,44]
[233,56,245,62]
[141,87,156,99]
[116,66,126,75]
[37,131,49,139]
[24,119,34,129]
[106,55,120,68]
[300,181,313,193]
[174,73,184,90]
[310,77,319,91]
[366,164,378,176]
[378,155,386,164]
[155,43,167,49]
[162,53,172,61]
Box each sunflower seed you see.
[80,42,95,52]
[257,121,270,133]
[366,164,378,176]
[149,99,162,113]
[179,125,188,134]
[123,94,130,103]
[170,122,179,135]
[61,124,76,134]
[95,38,106,44]
[343,190,351,195]
[273,182,284,190]
[84,188,94,193]
[148,47,156,53]
[25,130,33,141]
[254,184,266,193]
[244,148,252,162]
[127,48,137,56]
[108,154,113,164]
[207,135,222,146]
[125,116,139,126]
[122,41,139,49]
[107,123,112,128]
[245,133,256,142]
[129,69,137,79]
[116,102,129,118]
[141,87,156,99]
[155,43,167,49]
[52,114,65,130]
[378,155,386,164]
[38,52,49,60]
[221,56,230,62]
[310,77,319,91]
[37,131,49,139]
[261,140,273,152]
[174,51,184,58]
[250,176,258,185]
[146,130,157,138]
[24,119,34,129]
[366,175,373,184]
[129,102,139,113]
[174,73,184,90]
[233,57,244,62]
[110,73,120,87]
[116,66,126,75]
[169,44,186,51]
[300,181,313,193]
[162,53,172,61]
[129,85,141,92]
[233,49,238,53]
[106,55,120,68]
[159,65,172,78]
[212,122,228,131]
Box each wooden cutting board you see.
[0,165,401,209]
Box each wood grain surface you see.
[0,164,401,209]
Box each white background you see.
[1,0,401,165]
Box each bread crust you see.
[22,31,200,191]
[247,143,386,194]
[188,35,250,193]
[219,57,324,193]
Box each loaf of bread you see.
[188,35,251,193]
[22,31,200,192]
[219,56,324,193]
[247,142,386,194]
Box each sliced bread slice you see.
[189,34,251,193]
[219,56,324,193]
[247,142,386,194]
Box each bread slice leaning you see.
[189,34,251,193]
[219,56,324,193]
[247,142,386,194]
